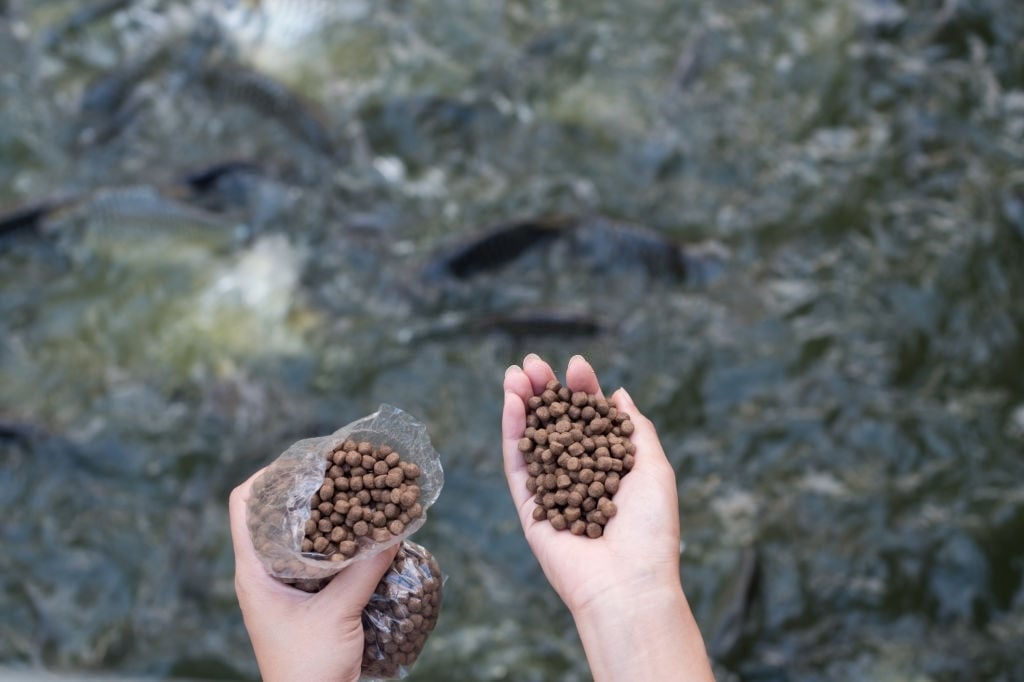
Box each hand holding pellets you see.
[502,355,716,681]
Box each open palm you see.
[501,354,683,613]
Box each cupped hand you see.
[229,470,399,682]
[501,353,683,615]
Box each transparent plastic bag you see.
[361,541,444,681]
[246,404,444,584]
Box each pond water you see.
[1,1,1023,680]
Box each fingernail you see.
[504,364,519,377]
[617,387,633,405]
[524,353,541,363]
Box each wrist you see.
[564,561,683,617]
[570,579,685,633]
[571,581,714,682]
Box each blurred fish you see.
[0,195,81,237]
[470,311,605,337]
[680,239,730,286]
[171,158,266,213]
[361,94,507,167]
[39,0,133,51]
[66,187,244,267]
[422,215,577,280]
[179,159,262,195]
[80,47,169,118]
[84,185,240,235]
[176,157,304,232]
[671,32,707,92]
[400,309,605,343]
[199,56,337,155]
[709,545,761,662]
[1,159,271,241]
[77,44,172,146]
[423,213,724,284]
[572,217,689,279]
[76,26,337,156]
[0,420,44,447]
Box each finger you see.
[501,390,535,527]
[229,469,301,601]
[503,363,534,405]
[565,354,603,397]
[318,542,400,613]
[522,353,557,395]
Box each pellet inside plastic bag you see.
[360,541,444,681]
[246,403,444,584]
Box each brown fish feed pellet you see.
[299,440,423,562]
[521,379,634,537]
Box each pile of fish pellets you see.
[519,379,635,537]
[302,439,423,560]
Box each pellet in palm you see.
[520,379,635,537]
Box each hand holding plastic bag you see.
[230,468,400,682]
[234,405,445,681]
[246,404,444,586]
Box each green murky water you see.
[2,1,1023,680]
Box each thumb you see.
[317,543,400,613]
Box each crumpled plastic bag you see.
[246,404,444,584]
[360,541,444,681]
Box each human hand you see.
[502,354,714,681]
[502,353,683,612]
[229,469,399,682]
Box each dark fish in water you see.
[173,158,303,230]
[80,47,169,118]
[401,309,605,343]
[574,217,689,279]
[709,545,761,662]
[200,57,337,155]
[424,215,577,280]
[670,32,707,92]
[0,161,257,237]
[179,159,262,195]
[0,195,81,237]
[470,311,605,337]
[1,185,241,254]
[175,158,266,207]
[0,201,60,237]
[423,213,713,282]
[1,158,267,239]
[39,0,132,50]
[77,45,171,146]
[361,94,507,162]
[0,419,44,446]
[78,28,335,154]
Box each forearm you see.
[571,585,715,682]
